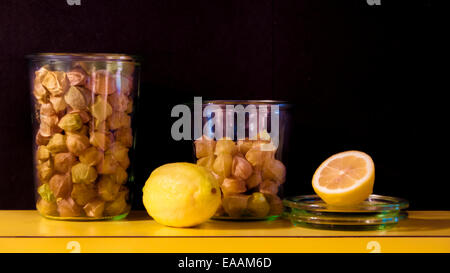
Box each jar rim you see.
[203,100,292,108]
[26,53,141,63]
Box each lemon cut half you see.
[312,151,375,206]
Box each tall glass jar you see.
[193,100,292,220]
[27,53,140,220]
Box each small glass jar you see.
[193,100,292,220]
[27,53,140,220]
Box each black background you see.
[0,0,446,210]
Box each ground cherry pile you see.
[33,62,135,219]
[194,133,286,218]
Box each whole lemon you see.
[143,162,221,227]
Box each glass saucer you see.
[283,194,409,231]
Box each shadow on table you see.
[202,218,293,230]
[124,211,293,229]
[123,211,152,221]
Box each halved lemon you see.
[312,151,375,206]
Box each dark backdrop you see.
[0,0,446,210]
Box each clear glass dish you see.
[283,194,409,230]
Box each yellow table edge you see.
[1,210,449,253]
[1,237,450,253]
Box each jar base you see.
[37,210,130,221]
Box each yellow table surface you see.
[1,210,449,253]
